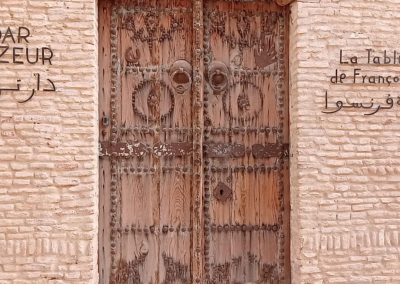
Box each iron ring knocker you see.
[170,60,192,94]
[208,61,229,93]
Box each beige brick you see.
[0,0,97,282]
[291,0,400,282]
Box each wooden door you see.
[99,1,290,283]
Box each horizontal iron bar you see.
[100,141,289,159]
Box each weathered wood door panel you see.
[203,2,289,283]
[99,0,290,283]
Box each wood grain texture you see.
[99,0,290,283]
[203,1,288,282]
[98,0,112,283]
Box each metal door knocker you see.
[208,61,229,93]
[170,60,192,94]
[125,47,140,65]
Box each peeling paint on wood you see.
[99,142,148,157]
[153,142,193,157]
[205,143,246,158]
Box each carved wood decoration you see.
[99,0,290,283]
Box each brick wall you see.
[2,0,400,283]
[0,1,98,283]
[290,0,400,282]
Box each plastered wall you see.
[290,0,400,283]
[0,1,98,283]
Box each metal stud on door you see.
[203,2,290,282]
[99,0,290,283]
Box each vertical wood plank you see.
[203,1,289,283]
[157,1,193,282]
[282,9,291,282]
[98,0,112,282]
[99,159,111,283]
[192,0,204,282]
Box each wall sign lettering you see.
[323,49,400,115]
[0,26,56,103]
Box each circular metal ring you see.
[208,61,229,93]
[169,60,192,94]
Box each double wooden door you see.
[99,0,290,283]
